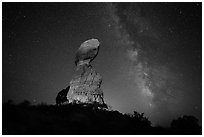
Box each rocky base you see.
[67,65,104,104]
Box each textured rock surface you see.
[75,39,100,68]
[64,38,105,105]
[67,64,104,104]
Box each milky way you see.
[3,3,201,126]
[101,3,201,126]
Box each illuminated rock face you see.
[75,39,100,69]
[67,65,104,104]
[67,38,105,104]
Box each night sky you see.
[3,2,202,126]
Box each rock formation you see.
[66,38,105,105]
[56,86,69,105]
[67,64,104,104]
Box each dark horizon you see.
[3,2,202,127]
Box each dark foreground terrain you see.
[3,101,201,135]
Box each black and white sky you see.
[3,2,202,126]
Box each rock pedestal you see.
[67,64,104,104]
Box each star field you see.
[3,2,202,126]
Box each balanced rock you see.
[75,39,100,70]
[66,38,105,105]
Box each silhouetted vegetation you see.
[2,100,201,135]
[171,115,201,134]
